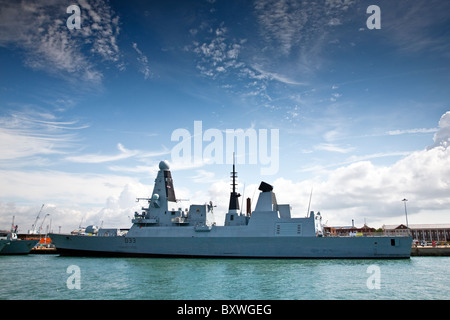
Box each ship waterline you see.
[51,233,411,258]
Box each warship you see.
[50,160,412,258]
[0,240,7,253]
[0,231,39,255]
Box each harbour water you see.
[0,255,448,300]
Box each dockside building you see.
[383,224,450,242]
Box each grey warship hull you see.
[51,232,411,258]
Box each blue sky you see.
[0,0,449,232]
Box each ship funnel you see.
[254,181,278,212]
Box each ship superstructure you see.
[50,161,412,258]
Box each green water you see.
[0,255,448,300]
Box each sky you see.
[0,0,449,233]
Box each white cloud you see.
[272,147,450,227]
[0,170,147,233]
[274,111,450,227]
[0,169,135,204]
[95,183,147,228]
[428,111,450,149]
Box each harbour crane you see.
[29,204,45,234]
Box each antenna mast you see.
[228,152,241,211]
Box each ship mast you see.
[228,153,241,211]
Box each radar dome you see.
[159,160,170,170]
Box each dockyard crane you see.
[38,214,50,235]
[29,204,45,234]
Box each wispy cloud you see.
[185,0,358,122]
[78,0,123,65]
[0,109,87,163]
[188,19,308,114]
[65,143,171,173]
[132,42,151,79]
[189,21,307,86]
[345,151,413,163]
[251,64,308,86]
[191,169,216,183]
[254,0,308,55]
[106,147,171,173]
[254,0,355,57]
[315,143,355,154]
[382,0,450,56]
[386,128,438,136]
[65,143,139,164]
[298,150,414,174]
[0,0,123,84]
[191,25,245,79]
